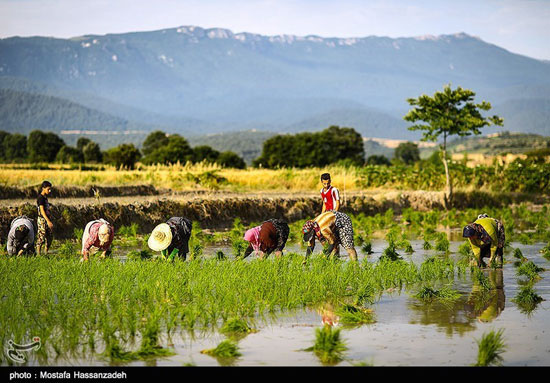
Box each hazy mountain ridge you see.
[1,26,549,139]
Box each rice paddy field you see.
[1,206,550,366]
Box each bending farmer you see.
[81,219,115,261]
[462,213,505,268]
[148,217,192,260]
[243,218,290,259]
[302,210,357,261]
[6,215,35,256]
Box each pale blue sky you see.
[1,0,549,60]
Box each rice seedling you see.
[434,233,450,253]
[361,241,373,255]
[305,325,347,365]
[118,223,139,238]
[126,250,154,260]
[414,285,461,303]
[422,240,433,250]
[512,285,544,315]
[380,243,402,261]
[220,318,257,339]
[472,268,493,291]
[474,329,507,367]
[516,261,545,280]
[354,285,377,306]
[513,248,525,261]
[55,241,79,259]
[200,340,241,359]
[215,250,226,260]
[73,228,84,240]
[334,304,376,326]
[540,243,550,261]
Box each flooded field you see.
[4,238,549,367]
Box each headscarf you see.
[302,220,322,242]
[244,226,262,254]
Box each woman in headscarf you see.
[6,216,35,256]
[242,218,290,259]
[302,210,358,262]
[81,218,115,261]
[148,217,192,260]
[462,213,505,268]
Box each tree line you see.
[0,130,246,169]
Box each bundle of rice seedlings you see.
[414,285,461,303]
[335,304,376,326]
[200,340,241,359]
[474,329,507,366]
[516,261,545,280]
[512,285,544,315]
[305,325,347,365]
[220,318,257,336]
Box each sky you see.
[1,0,549,60]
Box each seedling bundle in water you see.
[474,329,507,367]
[512,285,544,315]
[305,325,347,365]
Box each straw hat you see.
[148,223,173,251]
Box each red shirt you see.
[320,186,340,211]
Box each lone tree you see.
[403,84,503,207]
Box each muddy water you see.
[75,240,549,366]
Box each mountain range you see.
[1,25,549,148]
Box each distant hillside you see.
[1,26,549,138]
[187,130,277,164]
[421,132,550,157]
[0,88,147,134]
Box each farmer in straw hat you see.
[148,217,192,260]
[242,218,290,259]
[6,215,35,256]
[81,219,115,261]
[302,210,358,262]
[462,213,505,268]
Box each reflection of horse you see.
[465,269,505,323]
[318,303,339,327]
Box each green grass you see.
[305,325,348,365]
[474,329,507,367]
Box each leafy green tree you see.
[83,142,103,163]
[104,143,141,169]
[76,137,92,152]
[3,133,27,162]
[404,84,503,207]
[394,142,420,164]
[254,126,364,168]
[142,135,193,165]
[193,145,221,163]
[27,130,65,163]
[142,131,170,156]
[56,146,84,164]
[366,155,391,166]
[217,151,246,169]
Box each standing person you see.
[6,216,35,256]
[148,217,192,261]
[320,173,340,214]
[81,219,115,261]
[302,210,358,261]
[242,218,290,259]
[462,213,506,268]
[35,181,54,256]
